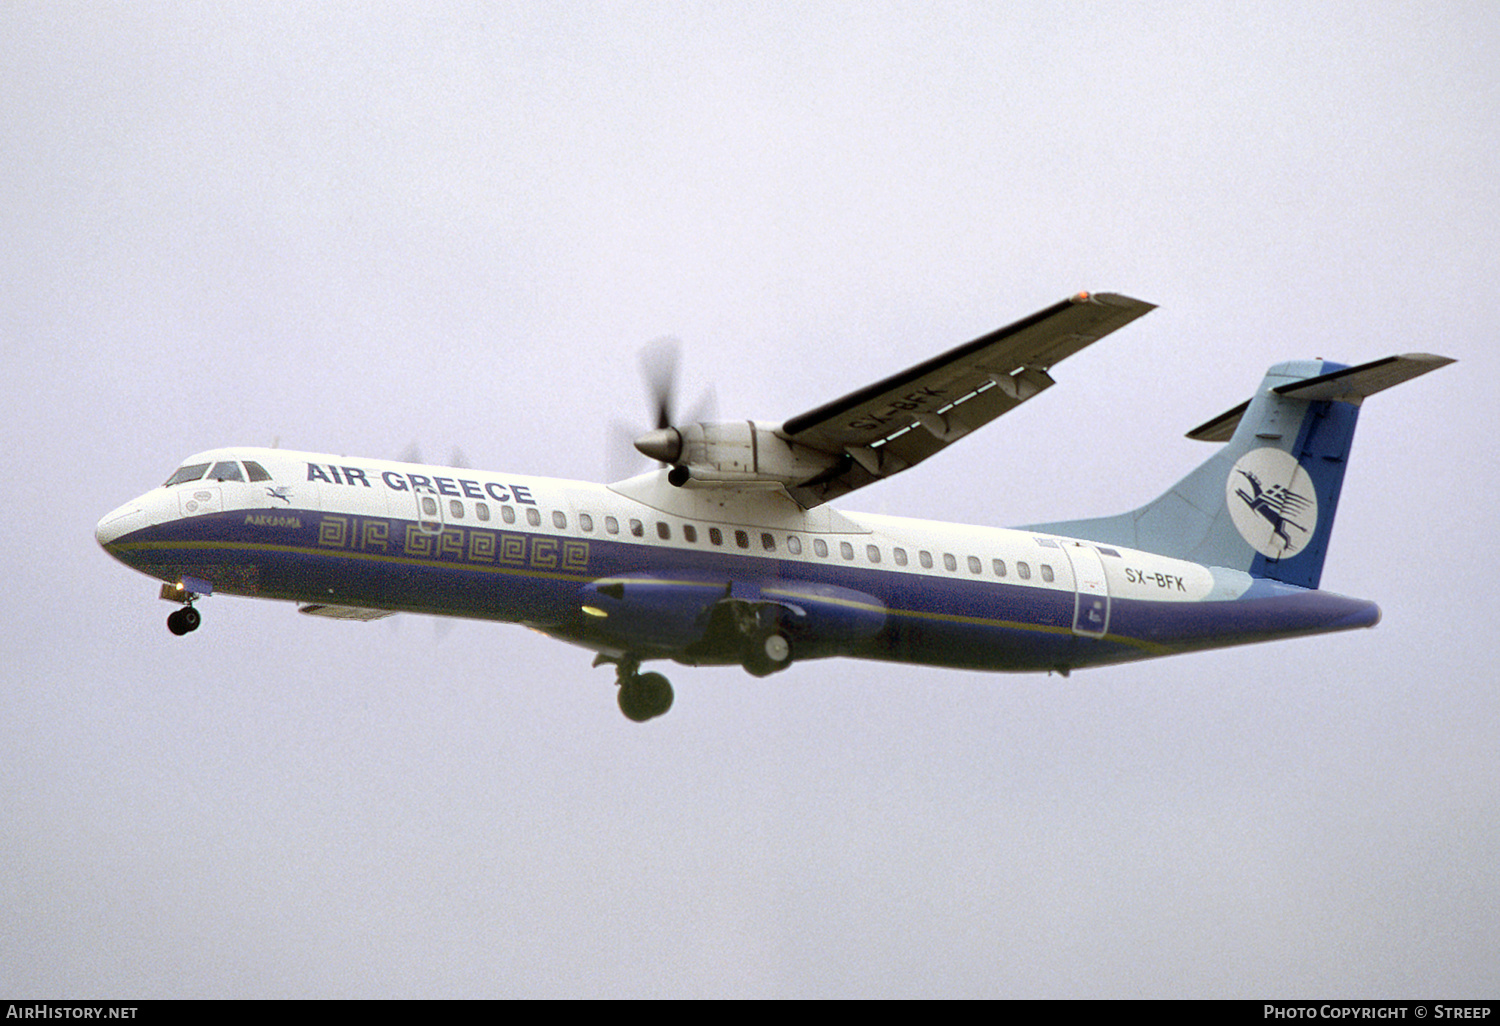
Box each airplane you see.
[95,292,1453,721]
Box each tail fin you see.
[1027,354,1453,588]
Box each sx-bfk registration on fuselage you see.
[96,292,1452,721]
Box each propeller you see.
[607,337,716,481]
[397,443,469,469]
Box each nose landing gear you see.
[166,605,201,636]
[160,579,205,636]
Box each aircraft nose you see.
[96,502,145,550]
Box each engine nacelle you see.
[634,421,839,489]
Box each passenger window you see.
[992,559,1007,577]
[787,536,802,555]
[761,533,775,552]
[164,463,211,486]
[553,511,567,529]
[894,548,908,566]
[683,524,696,543]
[629,519,644,537]
[1041,564,1055,583]
[243,461,272,482]
[476,502,491,522]
[735,530,750,549]
[657,522,671,540]
[840,541,854,560]
[867,545,881,563]
[709,527,723,546]
[421,496,438,516]
[813,538,828,558]
[1018,561,1031,580]
[502,505,516,525]
[943,553,957,571]
[605,516,619,534]
[449,499,464,519]
[579,513,593,532]
[526,508,542,527]
[919,550,933,569]
[208,461,244,482]
[968,556,982,574]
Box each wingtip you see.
[1073,291,1158,312]
[1396,352,1457,368]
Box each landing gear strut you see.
[596,655,675,722]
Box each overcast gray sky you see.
[3,1,1496,998]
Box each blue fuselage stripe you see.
[106,506,1379,672]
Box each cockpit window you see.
[163,463,211,486]
[243,461,272,482]
[208,461,244,482]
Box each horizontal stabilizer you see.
[1273,352,1455,401]
[1183,398,1250,443]
[1187,353,1455,441]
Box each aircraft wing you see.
[778,292,1155,507]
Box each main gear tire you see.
[618,671,674,722]
[744,631,792,677]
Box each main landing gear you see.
[743,628,793,678]
[596,655,675,723]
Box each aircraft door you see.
[1064,542,1110,638]
[413,489,444,534]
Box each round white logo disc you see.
[1226,447,1319,559]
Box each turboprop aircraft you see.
[95,292,1452,721]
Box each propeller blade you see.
[639,337,681,431]
[397,443,469,469]
[684,384,718,428]
[607,420,647,482]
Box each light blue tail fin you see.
[1026,354,1452,588]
